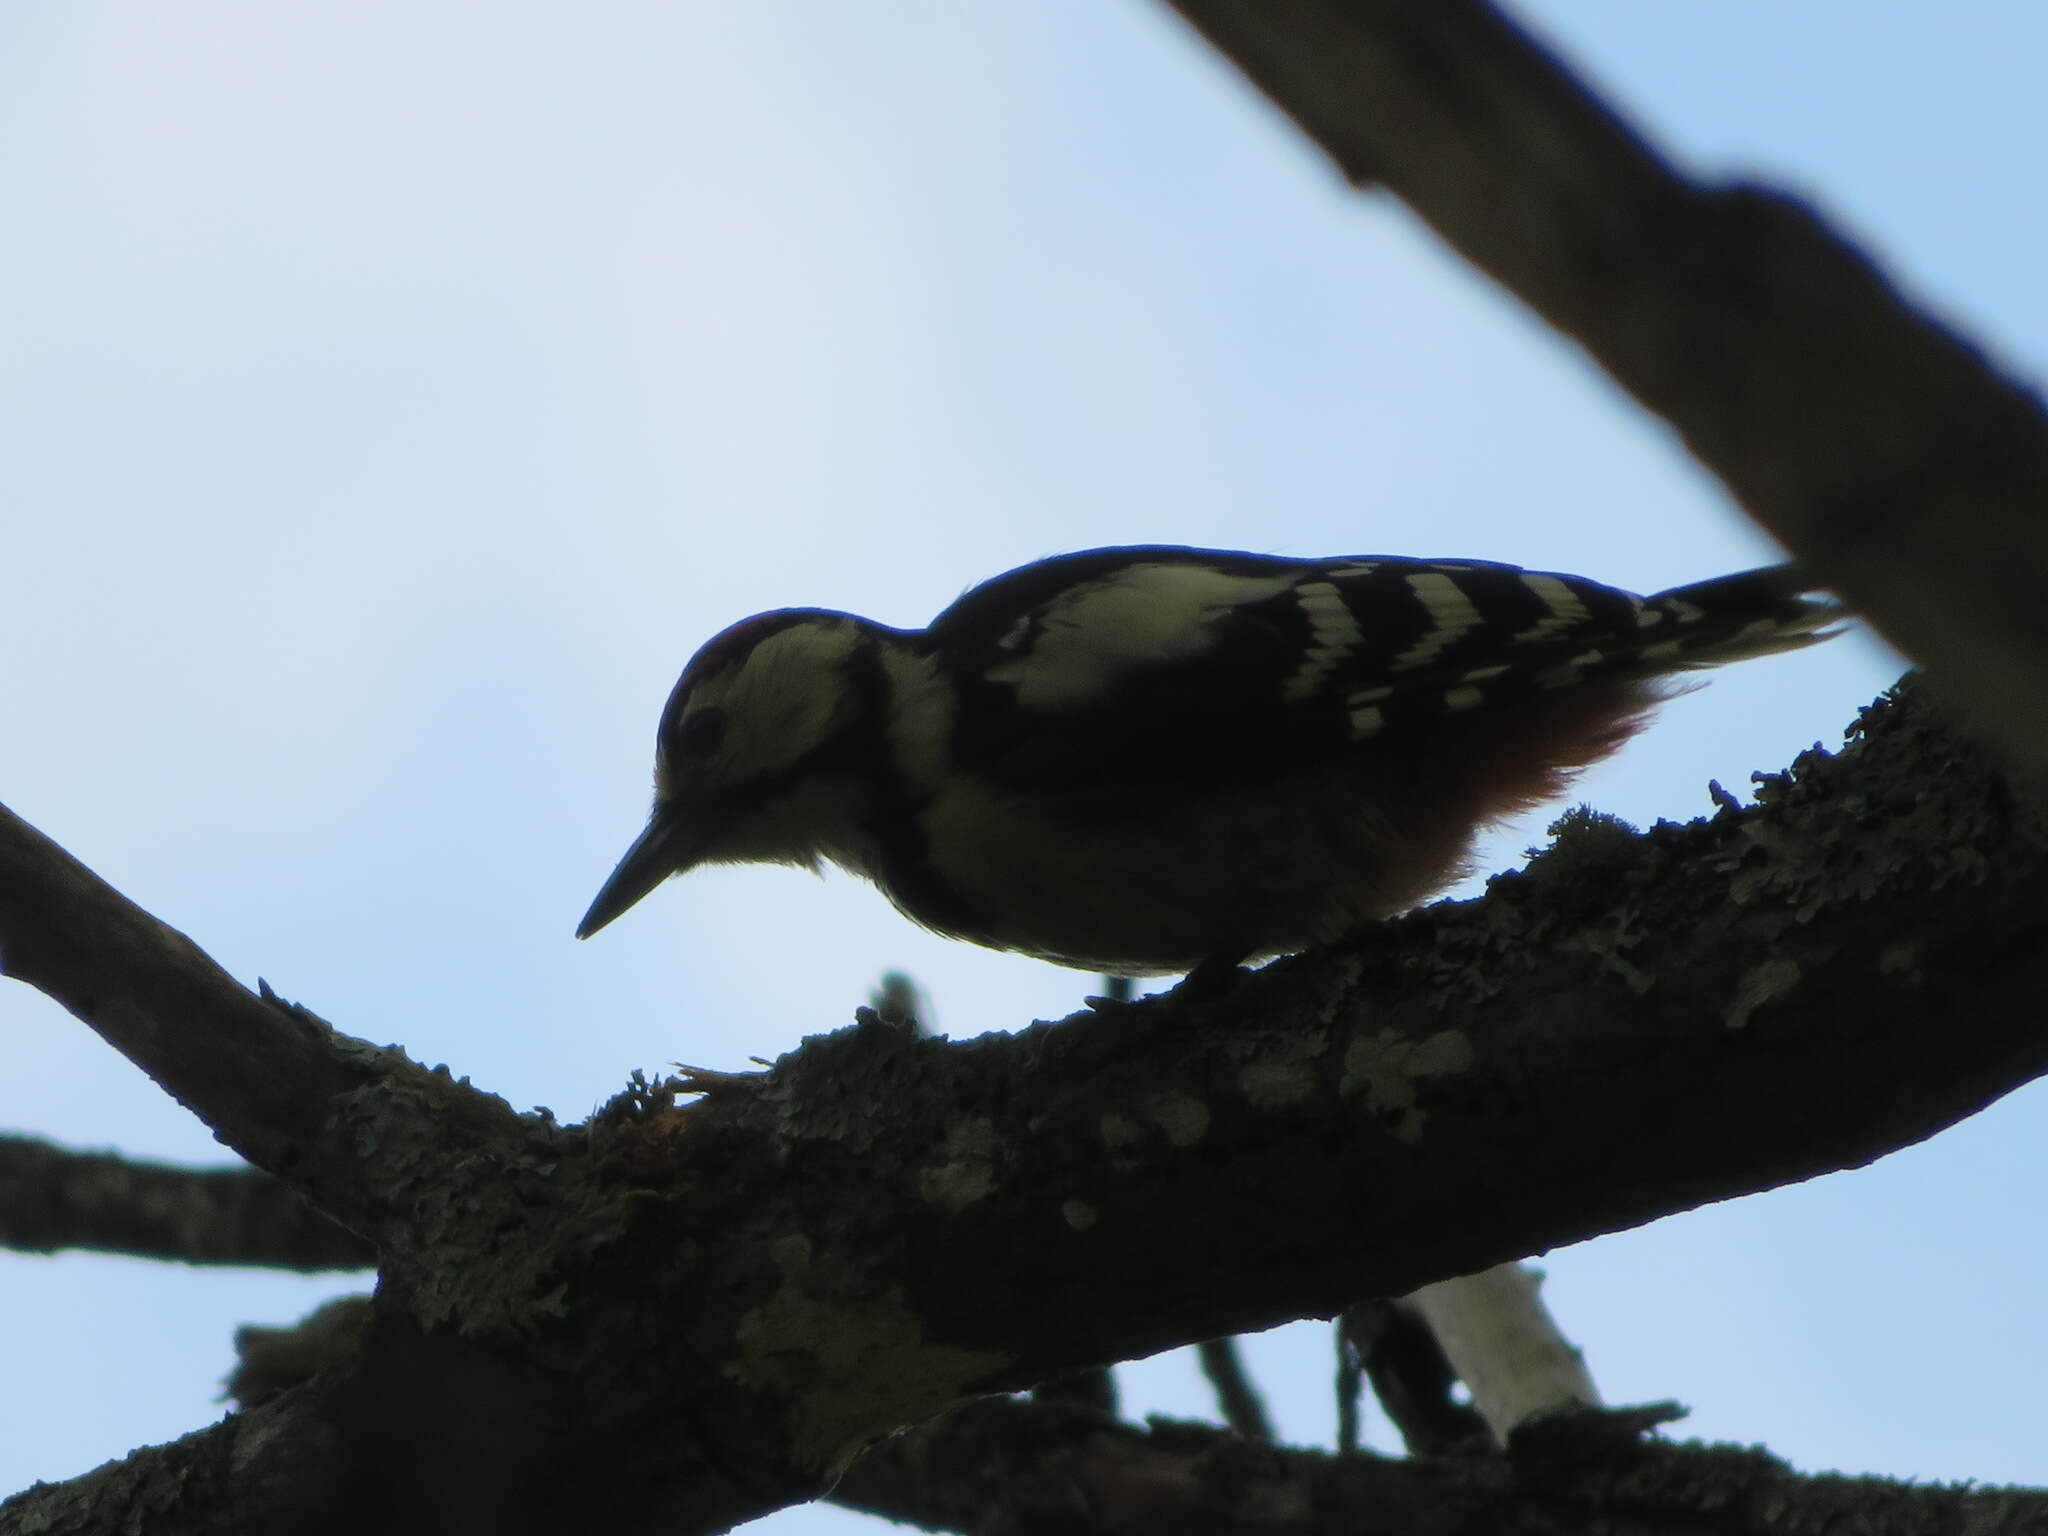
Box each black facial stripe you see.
[839,638,993,940]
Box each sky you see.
[1,2,2040,1528]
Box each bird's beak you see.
[577,811,697,939]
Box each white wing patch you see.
[1281,581,1364,703]
[1508,573,1592,645]
[1391,572,1482,670]
[985,563,1295,708]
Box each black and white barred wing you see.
[924,548,1839,790]
[1274,558,1842,742]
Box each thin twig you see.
[1197,1337,1275,1442]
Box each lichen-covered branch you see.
[1162,0,2048,763]
[164,1301,2048,1536]
[5,680,2044,1534]
[833,1396,2048,1536]
[640,680,2045,1398]
[0,799,574,1280]
[0,1132,373,1271]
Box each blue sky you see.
[1,3,2037,1528]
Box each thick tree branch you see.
[0,1132,372,1271]
[0,801,550,1252]
[693,678,2039,1395]
[0,808,367,1173]
[207,1311,2044,1536]
[1162,0,2048,762]
[834,1396,2048,1536]
[6,679,2045,1534]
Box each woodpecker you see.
[578,546,1841,978]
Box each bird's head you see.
[577,609,883,939]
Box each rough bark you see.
[5,677,2045,1534]
[834,1396,2048,1536]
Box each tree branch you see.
[0,799,550,1254]
[1194,1338,1275,1442]
[1162,0,2048,763]
[0,1132,372,1271]
[6,679,2044,1533]
[0,808,370,1174]
[833,1395,2048,1536]
[208,1312,2042,1536]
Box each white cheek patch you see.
[684,623,860,790]
[987,564,1294,708]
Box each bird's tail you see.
[1640,564,1847,670]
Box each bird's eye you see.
[677,706,728,756]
